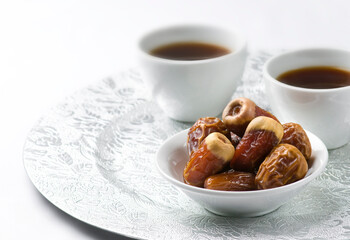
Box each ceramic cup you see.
[263,48,350,149]
[138,24,247,122]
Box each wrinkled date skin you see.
[231,130,280,172]
[187,117,229,156]
[230,116,284,173]
[222,97,280,137]
[281,122,312,161]
[204,170,256,191]
[184,133,235,187]
[255,144,308,189]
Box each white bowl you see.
[156,129,328,217]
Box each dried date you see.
[183,132,235,187]
[281,122,312,161]
[222,97,279,137]
[255,143,308,189]
[187,117,229,156]
[204,170,256,191]
[230,116,284,172]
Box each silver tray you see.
[23,52,350,239]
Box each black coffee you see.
[277,66,350,89]
[150,42,231,61]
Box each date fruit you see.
[255,143,308,189]
[204,170,256,191]
[230,116,284,172]
[222,97,279,137]
[183,132,235,187]
[187,117,229,156]
[281,122,312,161]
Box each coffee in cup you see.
[263,48,350,149]
[138,24,247,122]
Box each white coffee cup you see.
[138,24,247,122]
[263,48,350,149]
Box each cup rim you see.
[138,23,247,65]
[263,47,350,92]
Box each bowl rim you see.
[156,128,328,197]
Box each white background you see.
[1,1,350,239]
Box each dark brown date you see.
[204,170,256,191]
[255,143,308,189]
[230,116,283,172]
[281,122,312,161]
[187,117,229,156]
[183,132,235,187]
[229,132,241,148]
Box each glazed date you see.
[255,143,308,189]
[230,116,283,172]
[187,117,229,156]
[183,132,235,187]
[222,97,279,137]
[281,122,312,161]
[204,170,256,191]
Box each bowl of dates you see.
[156,98,328,217]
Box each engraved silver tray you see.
[23,52,350,239]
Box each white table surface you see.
[1,1,350,239]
